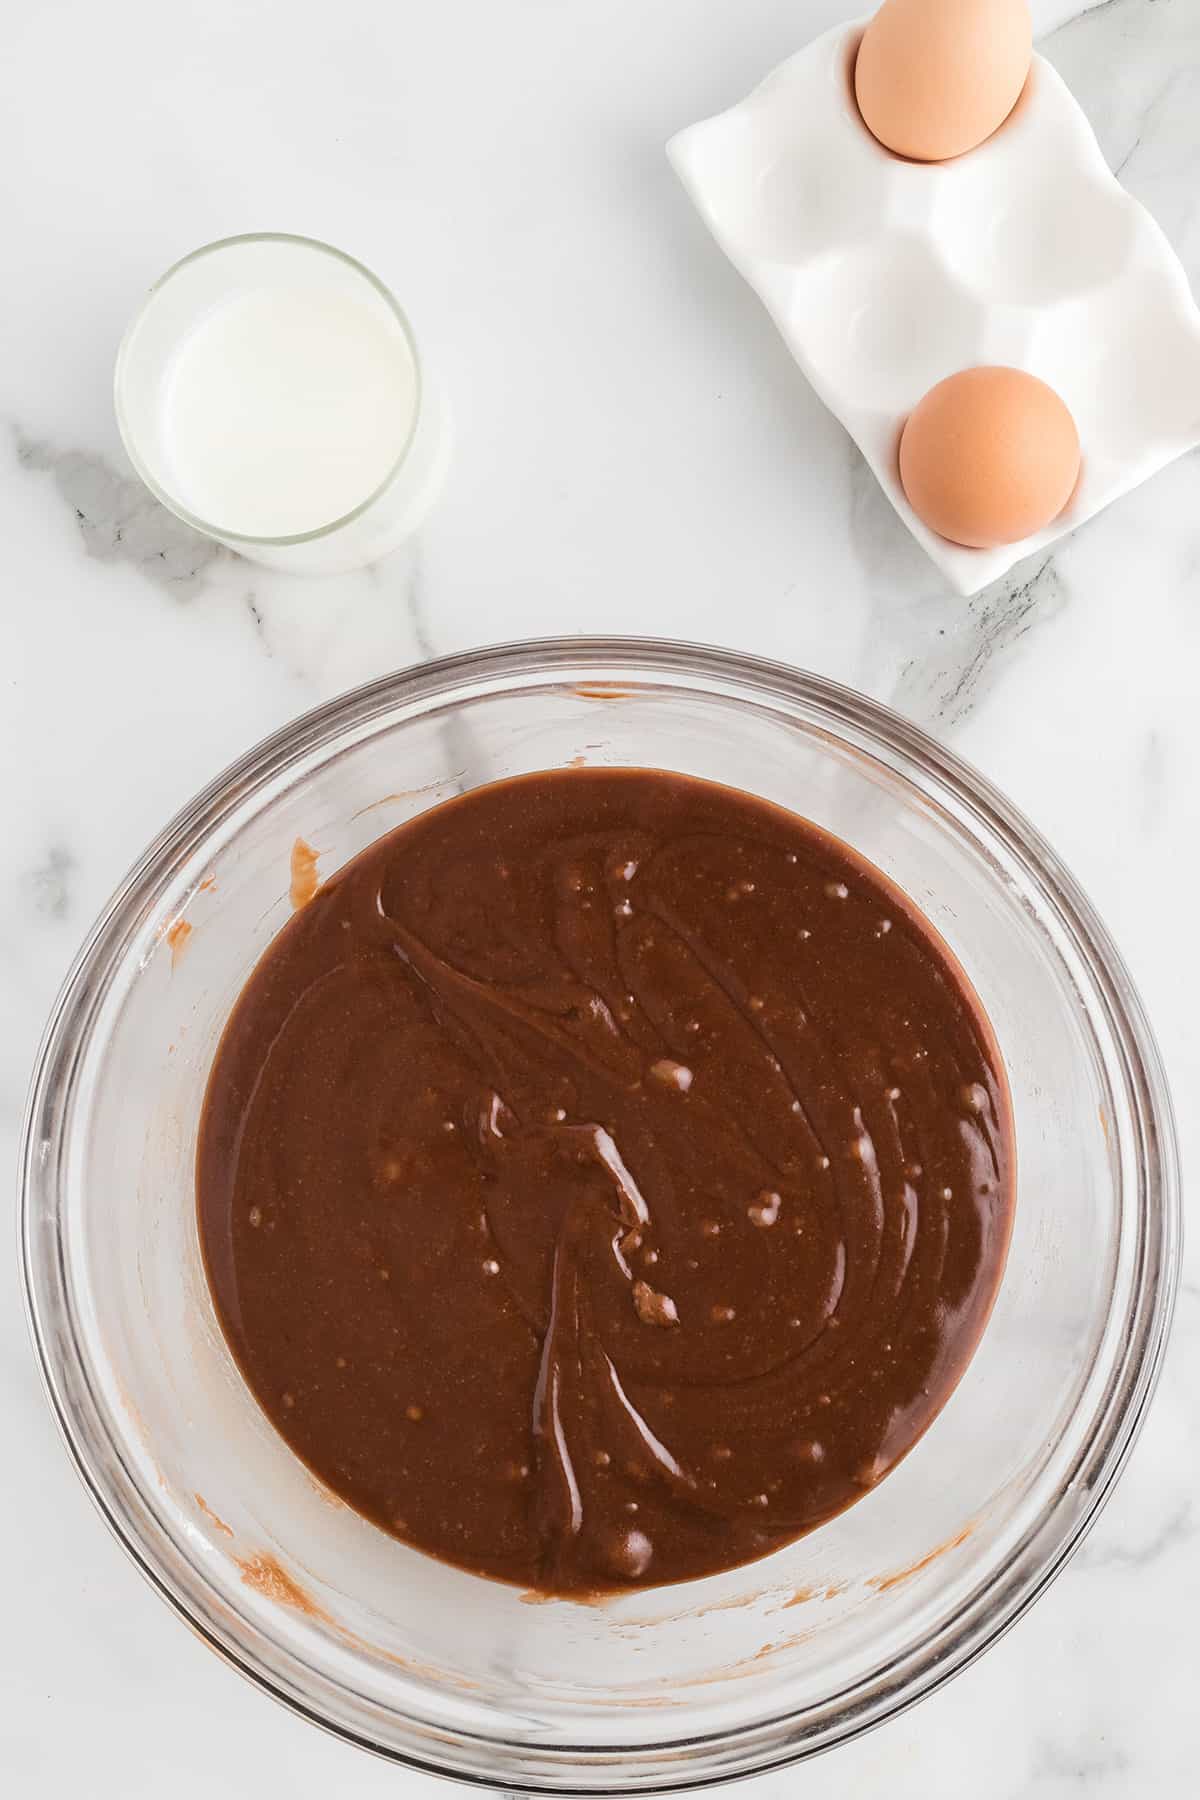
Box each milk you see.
[164,287,418,540]
[116,235,450,573]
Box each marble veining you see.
[14,427,227,596]
[21,846,76,923]
[1,1,1196,1796]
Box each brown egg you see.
[855,0,1032,162]
[898,367,1080,549]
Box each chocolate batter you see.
[198,769,1013,1593]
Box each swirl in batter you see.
[198,769,1014,1592]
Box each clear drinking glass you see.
[114,233,451,574]
[20,640,1180,1790]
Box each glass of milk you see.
[115,234,451,574]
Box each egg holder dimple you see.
[668,21,1200,594]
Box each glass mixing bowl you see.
[20,639,1180,1790]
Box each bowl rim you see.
[19,635,1182,1791]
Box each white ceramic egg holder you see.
[668,21,1200,594]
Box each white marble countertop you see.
[2,1,1196,1793]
